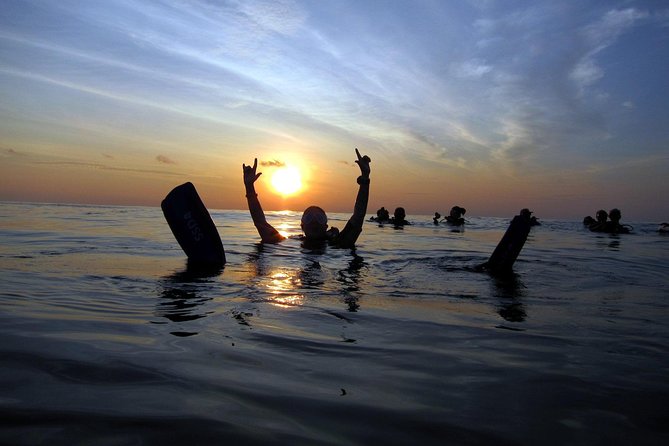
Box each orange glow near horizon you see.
[2,147,667,220]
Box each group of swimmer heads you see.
[377,205,539,229]
[583,208,631,234]
[370,206,410,226]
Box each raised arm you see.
[243,158,285,243]
[337,148,371,248]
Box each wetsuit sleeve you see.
[245,185,285,244]
[336,176,370,249]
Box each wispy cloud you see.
[452,59,493,79]
[570,8,649,90]
[3,148,26,157]
[34,160,183,177]
[260,159,285,167]
[156,155,176,165]
[238,0,307,35]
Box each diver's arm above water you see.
[337,148,371,248]
[243,158,285,244]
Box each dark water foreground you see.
[1,202,668,445]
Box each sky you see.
[1,0,668,220]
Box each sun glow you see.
[270,166,302,196]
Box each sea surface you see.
[1,201,668,445]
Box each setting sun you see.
[270,166,303,196]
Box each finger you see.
[253,158,258,170]
[355,148,361,160]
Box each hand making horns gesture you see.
[355,148,371,177]
[243,158,262,187]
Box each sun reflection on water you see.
[266,270,304,307]
[277,223,292,239]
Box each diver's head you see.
[301,206,328,239]
[394,207,406,221]
[596,210,608,223]
[609,208,621,222]
[450,206,466,218]
[520,208,532,219]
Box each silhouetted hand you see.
[355,148,371,177]
[243,158,262,187]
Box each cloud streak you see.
[156,155,176,165]
[3,148,26,157]
[260,159,285,167]
[33,160,184,177]
[571,8,649,90]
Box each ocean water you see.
[1,201,668,445]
